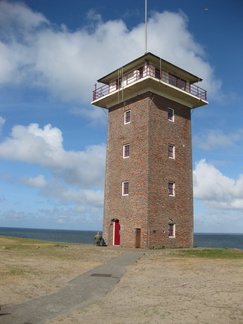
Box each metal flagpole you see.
[145,0,148,53]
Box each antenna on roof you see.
[145,0,148,53]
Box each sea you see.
[0,227,242,250]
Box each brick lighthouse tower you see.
[92,52,208,248]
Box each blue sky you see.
[0,0,243,233]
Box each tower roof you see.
[98,52,202,85]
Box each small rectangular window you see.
[168,108,174,122]
[123,144,130,158]
[168,182,175,196]
[168,224,175,237]
[124,110,131,124]
[122,181,129,196]
[168,144,175,159]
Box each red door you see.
[114,221,120,245]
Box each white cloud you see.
[0,123,106,188]
[193,159,243,209]
[0,1,48,31]
[0,122,105,227]
[194,207,243,233]
[0,1,48,84]
[21,175,47,188]
[39,180,104,207]
[194,129,243,150]
[0,1,221,108]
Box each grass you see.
[0,236,120,285]
[0,235,72,247]
[1,236,242,260]
[0,236,99,261]
[176,248,243,259]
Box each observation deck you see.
[92,52,208,109]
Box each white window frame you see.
[168,108,174,122]
[168,223,176,238]
[168,182,175,196]
[122,181,129,196]
[168,144,175,159]
[123,144,130,158]
[124,110,131,124]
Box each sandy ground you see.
[1,238,243,324]
[0,239,121,306]
[49,251,243,324]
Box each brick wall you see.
[103,91,193,248]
